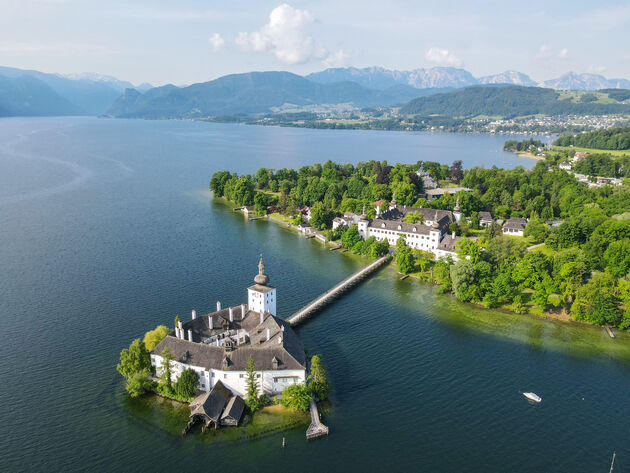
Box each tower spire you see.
[254,256,269,286]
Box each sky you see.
[1,0,629,86]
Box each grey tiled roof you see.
[437,234,459,252]
[221,395,245,422]
[369,218,434,235]
[190,380,232,423]
[379,206,453,225]
[503,218,527,230]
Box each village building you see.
[332,211,363,230]
[479,211,494,227]
[151,259,307,406]
[424,187,472,201]
[502,217,527,236]
[241,206,255,214]
[415,165,438,189]
[559,162,572,171]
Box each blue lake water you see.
[0,117,626,472]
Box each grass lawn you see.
[552,146,630,157]
[529,243,557,257]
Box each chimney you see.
[188,329,193,342]
[260,311,264,325]
[266,328,270,341]
[175,327,180,338]
[241,303,246,317]
[178,321,183,330]
[209,317,214,330]
[191,309,196,320]
[281,325,285,332]
[452,231,456,239]
[216,300,221,311]
[229,307,234,322]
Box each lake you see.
[0,117,626,472]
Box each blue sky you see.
[0,0,629,86]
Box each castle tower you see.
[453,197,462,223]
[247,257,276,316]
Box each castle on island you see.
[151,258,307,403]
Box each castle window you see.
[224,374,227,379]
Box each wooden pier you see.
[605,325,615,338]
[306,399,328,440]
[286,254,391,326]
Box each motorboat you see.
[523,392,542,403]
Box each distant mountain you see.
[104,71,442,118]
[399,85,630,118]
[0,66,140,115]
[0,75,81,116]
[135,82,154,93]
[478,71,537,87]
[542,72,630,90]
[308,66,630,91]
[307,66,477,89]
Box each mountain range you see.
[307,67,630,91]
[104,71,446,118]
[0,66,152,116]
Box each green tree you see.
[450,260,476,302]
[209,171,232,197]
[125,369,152,398]
[310,202,334,230]
[572,273,622,326]
[281,383,311,411]
[143,325,169,351]
[117,339,151,379]
[604,239,630,278]
[245,355,261,410]
[159,347,174,391]
[341,224,362,249]
[174,369,199,400]
[395,236,415,274]
[174,315,180,330]
[402,211,424,224]
[308,355,330,401]
[254,192,270,215]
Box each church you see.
[150,258,307,398]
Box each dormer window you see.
[381,223,385,228]
[222,356,230,370]
[397,225,402,230]
[271,356,280,370]
[413,227,417,232]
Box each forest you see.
[554,127,630,150]
[210,158,630,330]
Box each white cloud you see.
[322,50,349,68]
[424,47,462,66]
[209,33,225,52]
[537,44,569,60]
[235,3,327,64]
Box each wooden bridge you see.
[286,254,391,327]
[306,399,329,440]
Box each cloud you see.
[235,3,326,64]
[537,44,569,60]
[209,33,225,52]
[424,47,462,66]
[322,50,349,68]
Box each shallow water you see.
[0,117,625,472]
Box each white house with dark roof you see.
[151,259,306,398]
[502,217,527,236]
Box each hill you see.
[104,71,436,118]
[554,127,630,150]
[399,85,630,118]
[0,75,81,116]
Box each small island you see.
[117,258,331,438]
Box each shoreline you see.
[218,197,613,333]
[505,149,545,160]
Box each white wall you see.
[248,287,276,316]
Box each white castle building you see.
[334,198,462,260]
[151,259,306,398]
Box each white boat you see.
[523,392,542,403]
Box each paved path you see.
[306,399,329,440]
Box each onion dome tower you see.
[248,257,276,317]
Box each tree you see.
[604,239,630,278]
[449,160,464,183]
[174,315,180,330]
[209,171,232,197]
[174,369,199,400]
[450,260,476,302]
[254,191,270,215]
[308,355,330,401]
[395,236,415,274]
[159,347,174,391]
[125,369,152,398]
[341,225,362,249]
[310,202,334,230]
[143,325,169,351]
[245,355,260,410]
[281,383,311,411]
[117,339,151,379]
[402,211,424,224]
[572,273,622,326]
